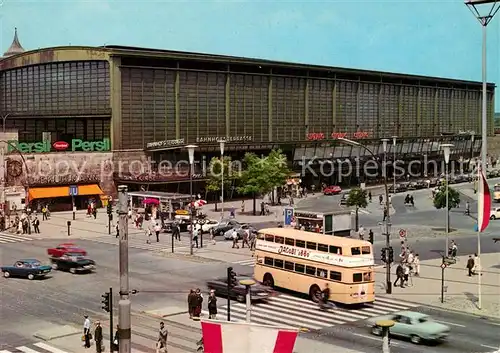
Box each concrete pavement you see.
[375,252,500,319]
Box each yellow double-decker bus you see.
[493,183,500,202]
[254,228,374,305]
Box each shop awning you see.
[28,184,104,201]
[78,184,104,196]
[28,186,71,200]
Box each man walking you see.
[32,216,40,234]
[155,222,162,242]
[83,315,91,348]
[393,263,405,288]
[466,255,475,277]
[94,321,103,353]
[156,322,168,353]
[208,290,217,319]
[242,228,250,248]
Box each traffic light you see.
[107,203,112,215]
[388,247,394,264]
[227,267,237,289]
[380,248,387,263]
[101,292,110,312]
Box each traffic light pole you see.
[109,287,113,353]
[227,267,231,321]
[118,185,131,353]
[383,148,392,295]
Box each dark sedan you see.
[206,276,273,302]
[50,253,96,274]
[1,259,51,280]
[211,219,241,237]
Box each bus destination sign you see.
[256,241,374,268]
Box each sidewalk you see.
[375,252,500,318]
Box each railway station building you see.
[0,29,496,210]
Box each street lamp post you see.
[441,143,454,253]
[392,136,397,193]
[339,137,392,294]
[187,145,197,256]
[465,0,500,175]
[218,140,225,220]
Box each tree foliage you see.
[205,156,237,193]
[433,182,461,210]
[346,187,368,209]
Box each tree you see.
[262,149,292,204]
[206,156,238,211]
[433,181,461,232]
[237,153,273,215]
[346,187,368,232]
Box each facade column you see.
[378,84,383,138]
[268,70,273,141]
[416,86,422,137]
[450,89,454,132]
[464,90,469,130]
[304,75,310,137]
[174,66,181,139]
[434,88,439,136]
[225,69,231,137]
[109,56,122,150]
[332,79,337,131]
[397,85,403,136]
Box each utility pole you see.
[118,185,131,353]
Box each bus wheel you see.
[309,285,321,303]
[263,273,274,288]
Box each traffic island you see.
[33,324,80,340]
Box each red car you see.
[47,243,87,257]
[323,185,342,195]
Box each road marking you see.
[434,320,466,327]
[16,347,42,353]
[481,344,499,349]
[34,342,69,353]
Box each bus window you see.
[285,238,294,246]
[305,266,316,275]
[295,264,305,273]
[351,247,361,255]
[274,259,284,268]
[284,261,294,270]
[362,246,371,254]
[363,272,372,281]
[265,234,274,242]
[257,233,265,240]
[329,245,342,254]
[296,240,305,248]
[330,271,342,281]
[275,236,284,244]
[353,273,363,282]
[318,243,328,252]
[264,257,274,266]
[306,242,317,250]
[317,268,327,278]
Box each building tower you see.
[3,28,25,58]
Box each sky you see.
[1,0,499,108]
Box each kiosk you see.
[293,209,352,237]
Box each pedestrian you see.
[379,194,383,205]
[210,227,216,245]
[230,207,235,218]
[242,228,250,248]
[414,253,420,276]
[394,263,405,288]
[403,263,411,286]
[473,253,480,276]
[466,255,475,276]
[83,315,91,348]
[208,290,217,319]
[193,288,203,319]
[42,206,48,221]
[94,321,103,353]
[115,223,119,238]
[465,201,470,215]
[112,325,119,352]
[368,191,372,202]
[127,208,132,219]
[155,222,161,242]
[156,322,168,353]
[241,200,245,214]
[188,289,196,319]
[32,216,40,234]
[358,225,365,240]
[383,207,388,222]
[231,228,239,249]
[92,207,97,220]
[145,228,152,244]
[173,222,180,241]
[192,227,199,248]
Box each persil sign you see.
[256,240,374,267]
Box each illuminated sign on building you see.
[7,138,111,153]
[306,132,371,141]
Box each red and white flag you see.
[477,166,491,232]
[201,320,299,353]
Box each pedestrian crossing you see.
[232,258,256,266]
[0,233,41,244]
[1,342,72,353]
[214,294,420,331]
[91,234,192,252]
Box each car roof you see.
[20,259,41,263]
[59,243,77,246]
[395,311,428,318]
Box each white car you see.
[490,207,500,220]
[187,219,220,233]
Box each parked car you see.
[426,178,439,187]
[211,219,241,236]
[490,207,500,220]
[206,276,273,302]
[50,253,96,274]
[47,243,87,257]
[1,259,52,280]
[454,174,470,183]
[188,219,220,233]
[389,184,406,193]
[223,224,256,240]
[323,185,342,195]
[367,311,450,345]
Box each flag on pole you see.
[477,166,491,232]
[201,320,299,353]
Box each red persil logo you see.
[53,141,69,150]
